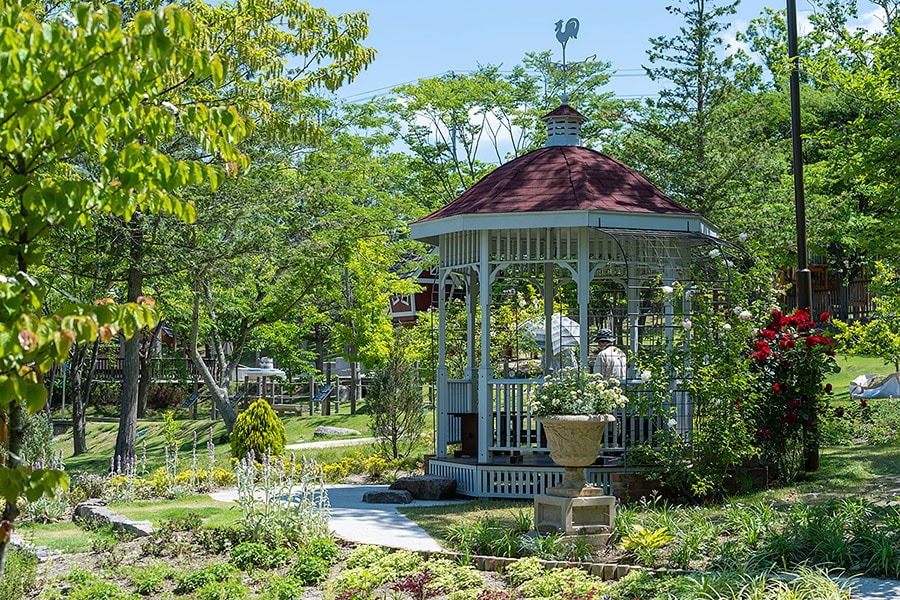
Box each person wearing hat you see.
[593,328,626,381]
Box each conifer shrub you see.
[230,398,286,460]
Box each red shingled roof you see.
[541,104,588,122]
[416,146,697,223]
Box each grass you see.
[828,353,890,406]
[399,499,529,546]
[16,520,117,553]
[54,403,376,475]
[109,495,241,529]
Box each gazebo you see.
[409,104,730,498]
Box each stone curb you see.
[73,498,154,538]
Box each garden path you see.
[210,483,466,552]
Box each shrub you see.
[515,566,606,599]
[230,541,293,570]
[230,398,286,460]
[195,581,250,600]
[126,564,174,596]
[261,575,307,600]
[367,345,426,459]
[290,553,330,585]
[303,537,341,564]
[0,548,37,600]
[175,563,240,594]
[193,525,246,555]
[19,410,53,466]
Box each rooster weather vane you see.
[554,18,579,101]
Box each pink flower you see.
[18,330,36,351]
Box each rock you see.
[313,426,361,437]
[389,476,457,500]
[74,498,153,537]
[362,490,413,504]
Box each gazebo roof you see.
[416,146,696,223]
[410,104,717,244]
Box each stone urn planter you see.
[540,414,615,492]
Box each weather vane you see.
[555,18,579,101]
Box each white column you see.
[543,261,554,375]
[578,227,590,369]
[478,230,492,464]
[436,268,449,459]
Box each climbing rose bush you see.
[750,309,839,480]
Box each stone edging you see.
[73,498,154,538]
[371,545,693,582]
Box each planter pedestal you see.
[534,414,617,545]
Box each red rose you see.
[760,329,777,340]
[788,399,801,409]
[819,312,830,322]
[825,383,833,394]
[779,337,796,350]
[755,340,771,351]
[783,412,799,424]
[773,383,782,393]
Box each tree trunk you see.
[70,343,89,455]
[0,402,25,577]
[137,322,163,418]
[189,289,237,431]
[115,217,144,471]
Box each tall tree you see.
[0,1,249,575]
[617,0,777,220]
[89,0,377,454]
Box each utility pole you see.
[787,0,818,472]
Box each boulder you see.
[389,476,457,500]
[313,426,361,437]
[362,490,413,504]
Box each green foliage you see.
[619,524,675,567]
[515,565,606,599]
[125,563,175,596]
[328,547,424,599]
[162,411,181,450]
[0,548,36,600]
[230,541,293,571]
[175,563,240,594]
[302,537,341,564]
[607,570,696,600]
[230,399,286,460]
[195,580,250,600]
[835,262,900,372]
[367,341,426,459]
[233,452,330,548]
[505,556,544,587]
[289,553,330,585]
[749,309,840,481]
[260,575,307,600]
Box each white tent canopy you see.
[521,313,581,355]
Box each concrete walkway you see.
[210,483,465,552]
[285,437,378,451]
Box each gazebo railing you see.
[489,378,543,452]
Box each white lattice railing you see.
[428,458,616,498]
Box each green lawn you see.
[828,353,891,406]
[55,403,375,475]
[109,495,241,529]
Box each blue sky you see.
[318,1,832,102]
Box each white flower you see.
[739,232,749,242]
[682,318,693,331]
[722,259,735,268]
[640,370,652,384]
[709,248,721,258]
[723,323,732,331]
[661,285,674,295]
[732,305,743,315]
[739,310,752,321]
[667,418,677,429]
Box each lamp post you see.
[787,0,818,471]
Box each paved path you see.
[210,483,465,552]
[844,576,900,600]
[285,437,378,451]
